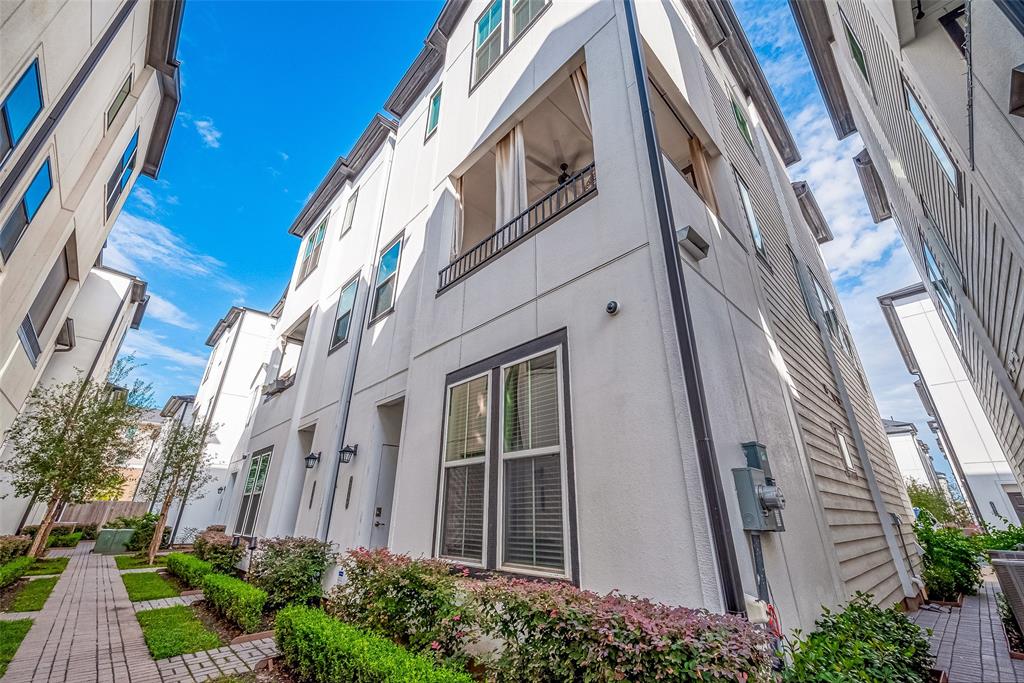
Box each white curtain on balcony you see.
[451,177,464,260]
[495,123,527,229]
[570,65,592,134]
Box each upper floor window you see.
[834,426,856,472]
[1,60,43,163]
[903,82,959,190]
[473,0,548,85]
[734,171,765,258]
[105,129,139,219]
[731,98,755,151]
[839,10,871,87]
[923,240,958,333]
[1,158,52,262]
[19,242,72,366]
[106,74,132,130]
[297,219,326,283]
[426,86,442,138]
[329,277,359,350]
[341,189,358,237]
[812,274,852,354]
[370,235,402,321]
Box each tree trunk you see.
[28,498,61,558]
[147,487,176,565]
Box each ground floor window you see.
[235,447,272,535]
[436,335,573,578]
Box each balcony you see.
[439,162,596,291]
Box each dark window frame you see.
[104,128,139,220]
[105,72,133,130]
[838,7,874,97]
[340,189,358,237]
[432,328,580,585]
[1,59,44,167]
[901,77,962,197]
[234,446,273,536]
[732,168,768,262]
[327,273,360,353]
[368,233,404,325]
[1,157,52,263]
[425,85,442,140]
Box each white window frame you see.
[471,0,549,87]
[834,426,856,472]
[340,189,358,237]
[425,86,442,139]
[435,370,492,568]
[496,346,570,578]
[903,80,960,193]
[297,218,327,284]
[734,170,766,258]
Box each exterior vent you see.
[54,318,76,352]
[676,225,710,261]
[1011,62,1024,118]
[853,149,892,223]
[791,181,833,244]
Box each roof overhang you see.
[853,148,892,223]
[877,282,928,375]
[882,418,917,435]
[160,394,194,417]
[788,0,857,140]
[687,0,801,165]
[383,1,471,118]
[130,294,149,329]
[143,0,186,178]
[205,306,244,347]
[791,180,833,243]
[287,114,397,238]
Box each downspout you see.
[171,313,242,542]
[621,0,744,614]
[319,136,397,542]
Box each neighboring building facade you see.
[136,394,193,511]
[791,0,1024,499]
[881,282,1021,528]
[0,0,184,532]
[171,306,276,536]
[217,0,921,630]
[883,418,940,490]
[119,408,164,502]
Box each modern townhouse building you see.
[881,282,1020,528]
[169,306,276,538]
[883,418,940,490]
[137,393,193,510]
[0,0,184,532]
[7,262,149,531]
[216,0,923,630]
[121,408,164,502]
[791,0,1024,499]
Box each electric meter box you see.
[733,442,786,532]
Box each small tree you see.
[907,480,973,527]
[137,417,214,564]
[1,360,150,557]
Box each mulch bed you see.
[0,580,28,611]
[190,600,242,644]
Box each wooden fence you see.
[58,501,148,527]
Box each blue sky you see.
[109,0,954,485]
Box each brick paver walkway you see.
[2,542,274,682]
[3,541,161,683]
[132,593,203,613]
[913,573,1024,682]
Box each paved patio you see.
[2,541,275,683]
[913,572,1024,682]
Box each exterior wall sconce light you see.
[217,486,225,494]
[340,444,358,464]
[304,451,321,469]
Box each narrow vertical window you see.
[426,87,442,137]
[439,375,489,563]
[370,236,402,321]
[329,278,359,349]
[924,241,958,333]
[501,351,565,572]
[1,158,52,261]
[341,189,358,236]
[734,171,765,257]
[731,98,755,151]
[105,129,139,219]
[904,82,959,189]
[835,427,856,471]
[106,74,132,130]
[812,274,849,354]
[298,219,327,283]
[1,60,44,161]
[19,244,71,364]
[474,0,504,82]
[840,11,871,86]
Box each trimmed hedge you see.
[275,605,473,683]
[166,553,212,589]
[0,536,30,566]
[202,573,266,633]
[46,531,82,548]
[0,557,34,589]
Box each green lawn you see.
[0,619,32,677]
[115,554,168,570]
[24,557,68,576]
[8,577,58,612]
[121,572,179,601]
[136,606,220,659]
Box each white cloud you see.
[121,329,208,369]
[278,151,289,161]
[193,117,222,148]
[132,186,159,213]
[146,293,199,330]
[105,211,246,300]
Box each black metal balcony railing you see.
[438,161,597,291]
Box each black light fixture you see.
[230,534,241,548]
[557,163,570,185]
[304,451,321,469]
[339,444,358,464]
[217,486,225,494]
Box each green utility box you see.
[93,528,134,554]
